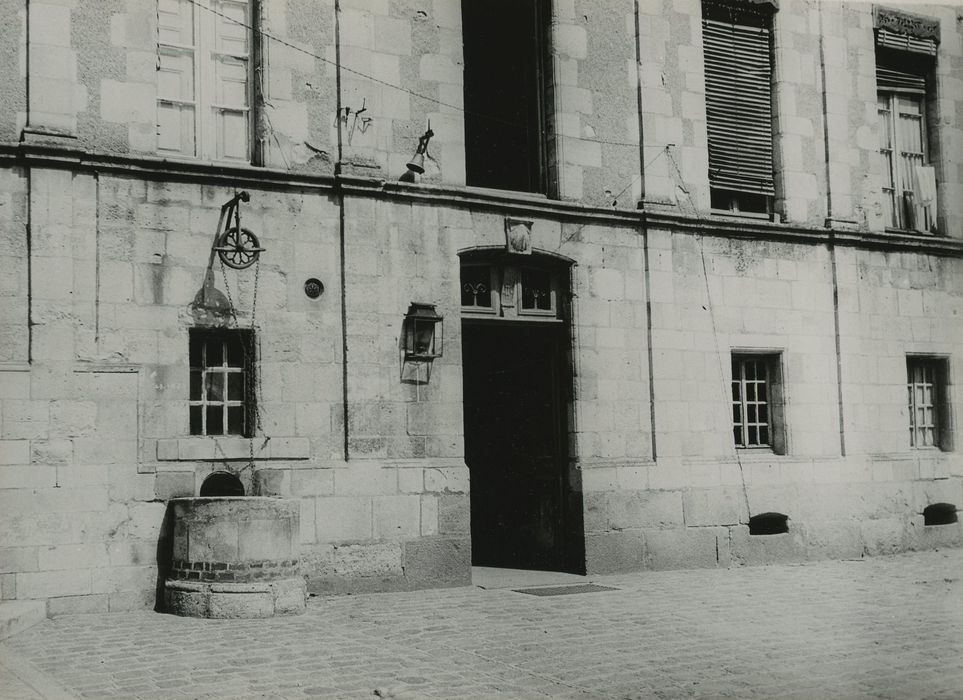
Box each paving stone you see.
[0,550,962,698]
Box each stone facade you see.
[0,0,961,615]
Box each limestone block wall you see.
[771,0,827,225]
[0,167,28,363]
[548,0,640,204]
[335,0,466,183]
[818,3,963,236]
[0,168,348,611]
[636,0,711,211]
[836,247,963,459]
[1,0,26,141]
[582,223,963,574]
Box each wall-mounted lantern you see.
[403,302,443,361]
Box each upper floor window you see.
[157,0,254,162]
[874,7,939,234]
[702,0,776,217]
[189,329,255,436]
[461,0,550,193]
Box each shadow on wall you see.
[154,503,175,613]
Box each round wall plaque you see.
[304,278,324,299]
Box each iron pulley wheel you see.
[214,227,264,270]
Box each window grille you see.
[461,265,496,312]
[907,358,941,448]
[189,329,255,436]
[732,355,776,449]
[157,0,253,162]
[460,261,562,321]
[702,1,775,213]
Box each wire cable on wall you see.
[184,0,644,149]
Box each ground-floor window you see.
[189,329,255,436]
[731,352,784,452]
[907,356,949,449]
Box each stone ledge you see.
[156,437,310,461]
[72,363,139,374]
[4,142,960,256]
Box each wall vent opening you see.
[749,512,789,535]
[200,471,245,497]
[923,503,958,526]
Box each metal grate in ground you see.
[512,583,619,596]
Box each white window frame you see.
[157,0,253,163]
[878,90,931,232]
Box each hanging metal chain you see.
[218,253,266,472]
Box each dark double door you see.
[461,321,578,572]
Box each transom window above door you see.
[461,261,564,321]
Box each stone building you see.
[0,0,961,617]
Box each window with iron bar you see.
[731,353,783,451]
[189,329,255,437]
[907,357,948,450]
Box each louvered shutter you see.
[876,64,926,92]
[876,29,937,57]
[703,16,774,196]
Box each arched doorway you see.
[460,250,583,573]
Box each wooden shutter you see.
[703,14,774,196]
[876,29,937,57]
[212,0,251,162]
[875,49,929,92]
[157,0,197,156]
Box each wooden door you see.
[462,321,570,571]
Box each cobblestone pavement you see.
[2,550,962,699]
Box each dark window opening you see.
[923,503,958,527]
[461,0,549,193]
[199,471,245,497]
[189,328,255,437]
[711,188,772,216]
[749,512,789,535]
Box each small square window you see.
[460,264,495,311]
[732,353,785,453]
[519,267,555,315]
[907,357,950,450]
[189,329,255,437]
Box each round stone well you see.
[165,497,307,618]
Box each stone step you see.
[0,600,47,641]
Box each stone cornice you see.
[1,142,960,258]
